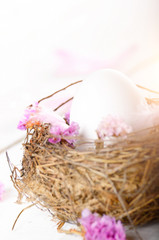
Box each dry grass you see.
[12,123,159,226]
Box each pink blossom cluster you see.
[17,102,39,130]
[96,115,132,139]
[79,209,126,240]
[49,121,79,144]
[17,102,79,145]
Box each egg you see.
[70,69,149,140]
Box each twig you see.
[6,152,14,173]
[12,203,35,231]
[136,85,159,95]
[57,221,83,236]
[54,97,73,111]
[38,80,82,104]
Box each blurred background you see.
[0,1,159,239]
[0,0,159,148]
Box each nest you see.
[12,82,159,227]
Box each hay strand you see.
[12,203,35,231]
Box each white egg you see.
[70,69,148,140]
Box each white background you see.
[0,1,159,239]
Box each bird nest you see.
[12,82,159,227]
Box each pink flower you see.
[17,100,80,145]
[17,100,79,145]
[63,121,79,144]
[49,121,79,144]
[49,125,64,144]
[96,115,132,139]
[17,102,39,130]
[0,182,4,200]
[79,209,126,240]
